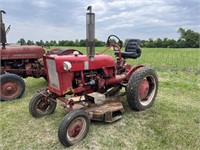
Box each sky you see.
[1,0,200,43]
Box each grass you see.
[1,47,200,150]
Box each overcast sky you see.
[1,0,199,43]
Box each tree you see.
[27,40,34,45]
[45,41,50,47]
[58,40,66,46]
[68,40,75,46]
[35,40,44,46]
[18,38,26,45]
[79,39,86,47]
[75,39,80,46]
[177,27,199,48]
[95,39,105,47]
[177,28,186,40]
[166,39,176,48]
[155,38,163,47]
[140,40,146,47]
[144,38,155,48]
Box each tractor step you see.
[85,92,106,105]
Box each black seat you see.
[115,39,141,59]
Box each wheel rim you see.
[66,117,86,143]
[1,80,20,99]
[36,97,51,113]
[138,75,157,106]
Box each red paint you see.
[45,54,115,73]
[139,79,149,100]
[106,74,126,85]
[68,119,84,138]
[44,54,117,95]
[126,65,145,80]
[1,45,45,60]
[46,48,83,55]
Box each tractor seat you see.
[115,39,141,59]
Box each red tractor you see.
[0,10,78,101]
[29,6,158,147]
[0,10,46,101]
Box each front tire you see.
[0,73,25,101]
[58,110,90,147]
[29,92,57,117]
[126,67,158,111]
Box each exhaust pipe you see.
[86,6,95,61]
[0,10,7,49]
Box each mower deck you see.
[57,94,124,123]
[84,101,124,123]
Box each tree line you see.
[140,28,199,48]
[17,28,199,48]
[17,38,106,47]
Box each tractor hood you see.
[44,54,115,73]
[1,45,45,60]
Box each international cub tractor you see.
[29,6,158,147]
[0,10,77,101]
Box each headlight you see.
[63,61,72,71]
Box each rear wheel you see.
[126,67,158,111]
[29,92,57,117]
[58,110,90,147]
[0,73,25,101]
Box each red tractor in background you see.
[0,10,79,101]
[29,6,158,147]
[0,10,46,101]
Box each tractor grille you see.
[46,59,60,89]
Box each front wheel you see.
[126,67,158,111]
[58,110,90,147]
[29,92,57,117]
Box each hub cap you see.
[1,81,20,99]
[138,75,156,106]
[67,117,86,143]
[36,97,50,112]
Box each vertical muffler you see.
[0,10,7,49]
[86,6,95,61]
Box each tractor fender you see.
[126,65,145,80]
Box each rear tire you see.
[0,73,25,101]
[29,92,57,117]
[126,67,158,111]
[58,110,90,147]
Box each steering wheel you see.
[106,35,123,50]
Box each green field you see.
[1,48,200,150]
